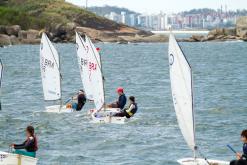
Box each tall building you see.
[121,12,126,24]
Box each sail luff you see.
[168,33,196,151]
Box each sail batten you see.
[76,32,104,110]
[40,33,61,101]
[168,33,196,151]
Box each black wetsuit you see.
[76,93,87,111]
[14,137,38,152]
[230,143,247,165]
[117,94,127,110]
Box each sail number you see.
[80,58,97,71]
[89,62,97,71]
[169,54,174,65]
[41,57,55,72]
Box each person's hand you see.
[236,152,242,160]
[9,144,14,148]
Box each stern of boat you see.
[177,158,229,165]
[0,152,37,165]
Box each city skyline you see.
[66,0,247,13]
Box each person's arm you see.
[125,104,135,114]
[14,138,34,150]
[13,141,26,149]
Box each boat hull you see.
[90,108,127,124]
[177,158,229,165]
[0,152,37,165]
[45,105,73,113]
[87,108,120,116]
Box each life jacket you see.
[126,103,138,117]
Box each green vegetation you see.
[0,0,122,30]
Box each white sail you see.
[75,32,94,100]
[40,33,61,101]
[0,59,3,88]
[77,33,104,110]
[168,33,196,151]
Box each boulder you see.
[223,28,236,36]
[19,29,39,40]
[26,29,39,40]
[191,35,205,41]
[208,28,224,36]
[0,34,11,46]
[9,35,20,45]
[206,34,215,41]
[6,25,21,36]
[236,16,247,38]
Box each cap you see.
[116,87,124,93]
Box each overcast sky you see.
[66,0,247,13]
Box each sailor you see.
[113,96,138,118]
[10,126,38,158]
[230,130,247,165]
[107,87,127,110]
[67,89,87,111]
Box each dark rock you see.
[6,25,21,37]
[0,26,7,34]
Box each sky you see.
[66,0,247,13]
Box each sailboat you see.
[75,32,126,124]
[40,33,73,113]
[168,33,229,165]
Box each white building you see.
[121,11,126,24]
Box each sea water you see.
[0,41,246,165]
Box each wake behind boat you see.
[75,32,126,123]
[40,32,73,113]
[168,33,229,165]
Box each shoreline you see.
[152,30,209,34]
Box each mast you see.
[98,48,106,111]
[58,51,62,110]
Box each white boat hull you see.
[90,108,127,124]
[0,152,37,165]
[177,158,229,165]
[87,108,121,116]
[45,105,74,113]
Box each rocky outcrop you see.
[181,17,247,42]
[236,16,247,38]
[0,24,168,46]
